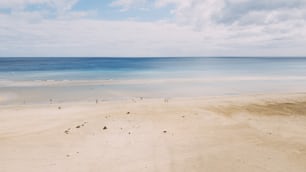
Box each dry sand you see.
[1,94,306,172]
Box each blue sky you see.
[72,0,173,21]
[0,0,306,57]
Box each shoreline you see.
[1,76,306,87]
[1,91,306,105]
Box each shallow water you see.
[1,57,306,104]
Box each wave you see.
[1,76,306,87]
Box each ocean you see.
[1,57,306,104]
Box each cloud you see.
[110,0,147,11]
[0,16,217,56]
[153,0,306,52]
[0,0,92,21]
[0,0,306,57]
[217,0,306,25]
[155,0,306,25]
[0,0,78,11]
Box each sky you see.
[0,0,306,57]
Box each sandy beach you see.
[1,93,306,172]
[1,0,306,170]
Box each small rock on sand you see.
[103,126,107,130]
[64,128,71,134]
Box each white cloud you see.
[0,0,306,56]
[0,0,78,13]
[0,16,216,56]
[110,0,147,11]
[155,0,306,25]
[153,0,306,54]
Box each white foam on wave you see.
[1,76,306,87]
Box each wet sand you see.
[1,94,306,172]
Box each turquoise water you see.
[1,57,306,80]
[1,57,306,104]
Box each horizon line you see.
[1,56,306,58]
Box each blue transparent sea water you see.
[1,57,306,80]
[1,57,306,104]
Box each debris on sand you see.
[64,128,71,134]
[76,125,81,129]
[128,132,131,135]
[58,106,61,110]
[163,130,167,133]
[126,112,130,115]
[81,121,87,127]
[103,126,107,130]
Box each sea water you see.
[1,57,306,104]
